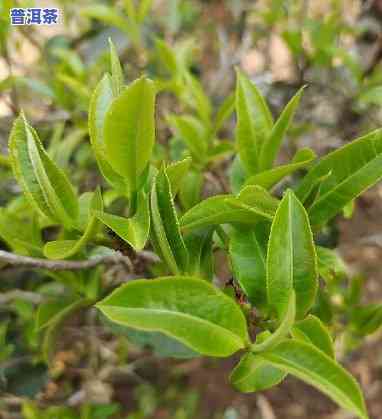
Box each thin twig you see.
[0,250,132,271]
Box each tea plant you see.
[2,42,382,419]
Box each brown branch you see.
[0,250,133,271]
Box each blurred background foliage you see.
[1,0,382,418]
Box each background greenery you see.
[1,0,382,418]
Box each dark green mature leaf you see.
[104,77,156,195]
[267,190,318,319]
[296,129,382,226]
[235,70,273,174]
[151,167,188,274]
[9,115,78,229]
[88,74,125,190]
[246,148,316,190]
[96,190,150,251]
[180,194,273,231]
[230,352,286,392]
[229,224,268,307]
[96,277,249,357]
[292,315,335,358]
[259,86,305,171]
[259,340,368,419]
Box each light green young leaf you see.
[166,157,191,196]
[180,195,273,231]
[251,291,296,353]
[155,38,179,77]
[214,93,235,133]
[230,352,286,393]
[259,340,368,419]
[184,228,214,281]
[178,169,203,211]
[267,190,318,319]
[235,70,273,174]
[108,38,124,96]
[259,86,305,171]
[237,185,280,215]
[104,77,156,195]
[43,189,103,259]
[9,115,78,229]
[292,314,335,358]
[167,114,208,163]
[88,74,126,190]
[245,148,316,190]
[229,224,268,308]
[150,167,188,275]
[316,246,347,282]
[296,129,382,227]
[96,190,150,251]
[183,72,212,125]
[96,276,249,357]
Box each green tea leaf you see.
[350,304,382,336]
[230,352,286,392]
[167,114,208,163]
[214,93,235,133]
[180,194,273,231]
[178,169,203,211]
[229,224,268,307]
[96,190,150,251]
[259,340,368,419]
[166,157,191,196]
[88,74,126,190]
[237,185,280,215]
[316,246,347,282]
[251,291,296,353]
[9,115,78,229]
[246,148,316,190]
[267,190,318,319]
[150,167,188,274]
[184,228,214,281]
[104,77,156,195]
[96,276,249,357]
[235,70,273,174]
[259,86,305,171]
[108,38,124,96]
[292,315,335,358]
[296,129,382,226]
[81,5,128,33]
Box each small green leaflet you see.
[296,129,382,226]
[88,73,125,190]
[259,340,369,419]
[96,277,249,357]
[259,86,305,171]
[108,38,124,96]
[230,352,286,392]
[267,190,318,319]
[150,167,188,275]
[235,70,273,174]
[9,114,78,229]
[229,224,268,308]
[245,148,316,190]
[96,190,150,251]
[104,76,156,195]
[291,314,335,358]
